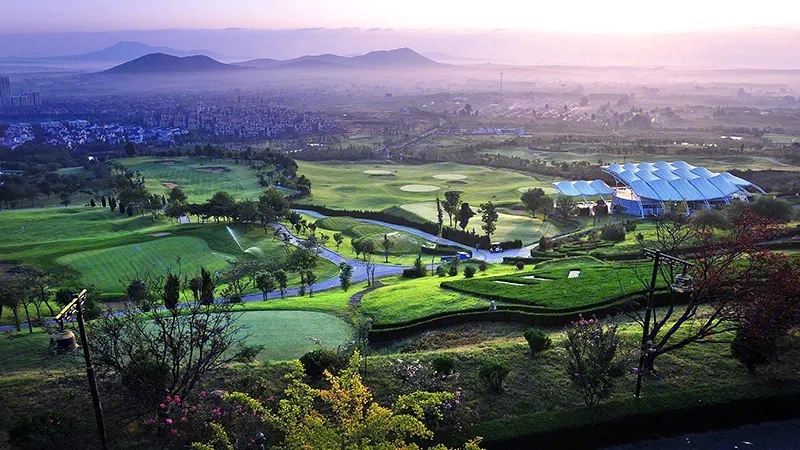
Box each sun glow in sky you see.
[5,0,800,34]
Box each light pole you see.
[56,289,108,450]
[635,249,693,399]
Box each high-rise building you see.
[0,75,11,106]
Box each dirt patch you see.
[364,169,393,175]
[150,232,172,237]
[162,182,179,189]
[400,184,440,192]
[197,167,229,174]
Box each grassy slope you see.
[442,257,656,309]
[118,157,265,202]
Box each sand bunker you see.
[197,167,228,174]
[522,276,552,281]
[364,169,393,175]
[162,182,179,189]
[495,280,526,286]
[568,269,581,278]
[159,160,177,166]
[433,173,467,180]
[149,232,172,237]
[400,184,440,192]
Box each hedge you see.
[367,292,674,342]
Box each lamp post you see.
[57,289,108,450]
[635,249,693,399]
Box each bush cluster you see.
[523,328,552,355]
[479,360,511,392]
[600,223,626,242]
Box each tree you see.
[436,195,444,234]
[339,262,353,292]
[443,191,461,228]
[207,191,236,222]
[100,196,107,208]
[305,270,317,297]
[457,202,475,231]
[90,198,96,207]
[191,355,482,450]
[126,277,152,305]
[109,196,117,212]
[274,269,288,298]
[257,187,290,233]
[0,273,25,331]
[255,271,276,301]
[381,233,395,263]
[163,272,181,312]
[199,267,215,305]
[124,141,137,157]
[89,298,247,403]
[478,201,498,241]
[520,188,545,218]
[168,186,188,206]
[59,191,71,207]
[636,211,789,380]
[333,232,344,252]
[220,259,262,303]
[554,194,576,218]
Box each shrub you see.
[436,265,447,277]
[731,330,779,373]
[479,360,511,392]
[463,266,476,278]
[523,328,552,355]
[299,346,350,378]
[624,219,638,232]
[448,261,459,276]
[515,261,525,270]
[600,223,626,242]
[403,257,428,278]
[478,262,487,273]
[432,354,457,376]
[563,315,626,407]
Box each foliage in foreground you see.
[563,315,628,407]
[186,355,483,450]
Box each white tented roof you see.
[602,161,765,202]
[552,180,614,197]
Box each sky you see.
[5,0,800,35]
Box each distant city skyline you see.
[4,0,800,35]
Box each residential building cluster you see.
[0,119,186,149]
[0,75,42,108]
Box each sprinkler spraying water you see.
[226,226,244,252]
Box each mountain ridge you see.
[237,47,441,69]
[104,53,241,74]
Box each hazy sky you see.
[5,0,800,34]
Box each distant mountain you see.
[61,41,220,61]
[236,47,441,70]
[0,41,222,64]
[104,53,241,74]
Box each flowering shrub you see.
[562,315,627,406]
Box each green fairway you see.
[56,236,235,296]
[236,311,354,361]
[118,157,266,202]
[297,161,560,213]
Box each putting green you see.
[236,311,353,361]
[364,169,393,175]
[400,184,440,192]
[433,173,467,180]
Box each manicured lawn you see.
[441,256,658,309]
[360,264,517,326]
[235,311,354,361]
[117,157,266,202]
